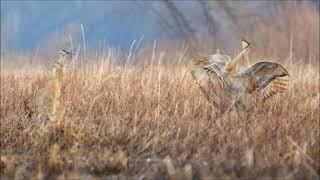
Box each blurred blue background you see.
[1,1,319,58]
[1,1,165,52]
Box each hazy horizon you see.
[1,1,318,58]
[1,1,276,53]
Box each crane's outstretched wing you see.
[194,53,233,78]
[194,39,250,78]
[240,61,290,101]
[191,53,230,107]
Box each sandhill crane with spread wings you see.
[192,38,290,114]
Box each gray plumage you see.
[192,40,290,114]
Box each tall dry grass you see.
[1,2,319,178]
[0,45,319,179]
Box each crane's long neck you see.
[52,66,64,98]
[227,47,250,74]
[51,64,64,120]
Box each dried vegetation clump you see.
[0,49,319,179]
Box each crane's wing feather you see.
[260,77,289,100]
[191,53,229,107]
[240,61,290,101]
[191,67,223,106]
[195,53,232,78]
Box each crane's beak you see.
[67,52,75,56]
[241,36,250,49]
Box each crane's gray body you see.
[192,40,290,117]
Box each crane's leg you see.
[229,96,247,120]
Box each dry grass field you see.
[1,2,319,179]
[0,48,319,179]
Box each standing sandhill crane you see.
[24,52,65,120]
[192,39,290,114]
